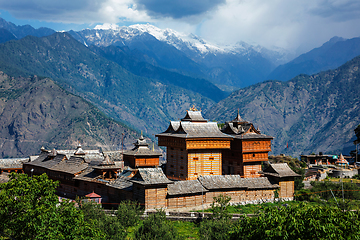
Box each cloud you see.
[0,0,359,52]
[309,0,360,21]
[197,0,360,52]
[134,0,225,19]
[0,0,151,24]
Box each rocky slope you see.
[0,72,139,158]
[0,32,215,137]
[206,56,360,156]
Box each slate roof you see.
[181,110,207,122]
[25,151,89,175]
[221,112,273,139]
[130,168,173,185]
[24,152,66,169]
[167,180,207,196]
[156,110,232,139]
[107,175,133,190]
[262,163,300,178]
[103,151,123,161]
[50,156,89,174]
[157,121,231,139]
[0,158,29,169]
[198,175,278,190]
[123,134,162,157]
[73,167,101,181]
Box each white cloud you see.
[0,0,359,52]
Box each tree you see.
[0,173,103,240]
[230,203,360,240]
[134,210,182,240]
[116,200,143,228]
[199,195,233,240]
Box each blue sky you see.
[0,0,359,53]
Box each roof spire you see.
[233,109,244,122]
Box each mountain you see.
[0,28,17,43]
[0,32,215,137]
[268,36,360,81]
[205,55,360,157]
[0,17,55,39]
[69,24,291,88]
[88,44,227,101]
[0,72,140,158]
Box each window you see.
[253,153,255,157]
[194,173,198,175]
[180,166,184,169]
[170,171,174,175]
[180,174,184,177]
[193,157,198,161]
[209,157,214,161]
[180,156,183,159]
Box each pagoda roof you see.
[181,110,207,122]
[221,112,273,140]
[157,111,231,139]
[123,133,162,157]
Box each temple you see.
[221,110,273,178]
[157,109,273,179]
[13,109,300,210]
[156,109,232,180]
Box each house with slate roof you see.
[261,163,300,199]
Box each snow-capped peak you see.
[128,23,226,54]
[94,23,121,31]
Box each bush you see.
[134,210,182,240]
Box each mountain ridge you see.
[206,55,360,156]
[0,72,140,157]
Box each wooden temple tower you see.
[156,109,232,180]
[123,133,162,168]
[221,111,273,178]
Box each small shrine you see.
[123,133,162,168]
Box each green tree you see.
[199,195,233,240]
[0,173,103,240]
[116,200,143,228]
[134,210,182,240]
[80,202,126,240]
[230,203,360,240]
